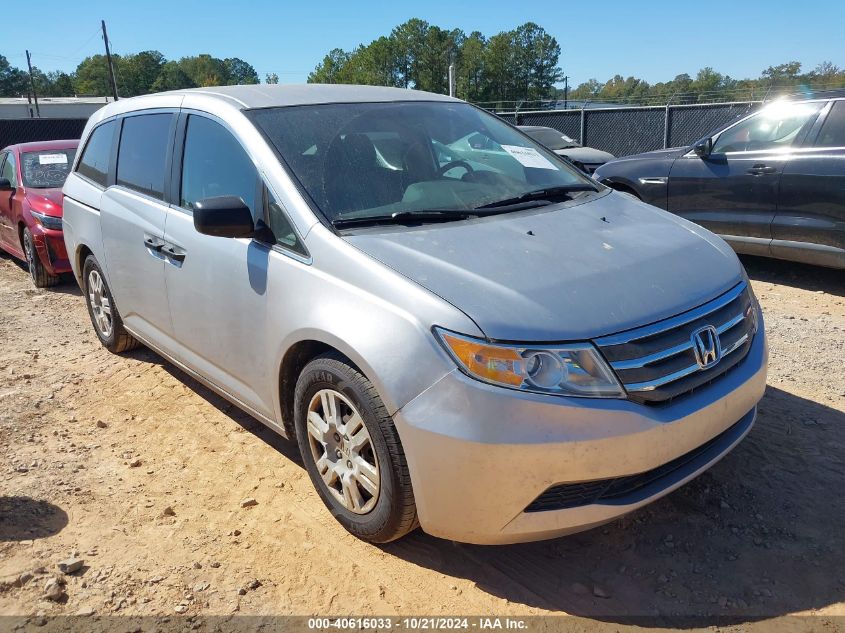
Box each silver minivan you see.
[62,85,767,545]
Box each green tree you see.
[178,54,230,87]
[0,54,28,97]
[265,72,279,84]
[74,54,119,96]
[150,61,196,91]
[46,72,76,97]
[308,48,352,83]
[119,50,165,96]
[224,58,259,84]
[762,61,802,82]
[455,31,485,101]
[390,18,429,88]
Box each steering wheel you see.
[437,160,474,178]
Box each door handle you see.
[143,236,165,254]
[747,164,777,175]
[161,244,186,263]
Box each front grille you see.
[594,282,756,405]
[525,411,753,512]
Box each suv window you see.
[712,102,823,154]
[180,115,257,214]
[1,151,16,186]
[815,101,845,147]
[117,113,173,200]
[77,120,116,187]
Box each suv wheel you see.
[23,228,60,288]
[82,255,139,353]
[294,352,418,543]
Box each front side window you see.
[117,113,173,200]
[180,115,258,215]
[77,120,116,187]
[21,149,77,188]
[247,101,595,224]
[265,189,306,256]
[815,101,845,147]
[712,101,823,154]
[1,152,16,186]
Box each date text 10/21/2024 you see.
[307,617,530,630]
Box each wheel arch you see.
[75,243,95,287]
[277,336,373,439]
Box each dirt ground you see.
[0,250,843,631]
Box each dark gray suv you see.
[594,97,845,269]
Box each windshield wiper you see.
[332,209,474,229]
[475,184,598,210]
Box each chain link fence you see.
[496,101,761,157]
[0,118,88,150]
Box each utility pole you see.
[563,75,569,109]
[448,64,456,98]
[25,50,40,118]
[101,20,119,101]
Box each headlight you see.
[434,328,625,398]
[30,210,63,231]
[740,268,760,334]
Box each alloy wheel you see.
[23,232,36,283]
[87,269,113,338]
[306,389,380,514]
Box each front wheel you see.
[82,255,139,354]
[294,352,418,543]
[23,228,60,288]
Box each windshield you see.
[522,127,580,150]
[248,102,596,224]
[21,149,77,189]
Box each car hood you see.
[25,188,64,216]
[608,146,689,163]
[554,146,615,163]
[345,190,743,341]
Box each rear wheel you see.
[22,228,60,288]
[294,352,418,543]
[82,255,139,353]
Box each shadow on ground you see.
[0,497,68,541]
[382,387,845,626]
[741,255,845,297]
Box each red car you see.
[0,139,79,287]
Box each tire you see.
[294,352,418,543]
[82,255,139,354]
[22,228,60,288]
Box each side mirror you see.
[193,196,255,238]
[693,138,713,158]
[0,178,13,191]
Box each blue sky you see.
[4,0,843,88]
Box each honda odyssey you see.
[62,85,767,544]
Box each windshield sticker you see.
[38,153,68,165]
[500,145,558,170]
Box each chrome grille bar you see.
[595,282,746,347]
[609,310,747,371]
[625,332,750,393]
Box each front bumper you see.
[394,323,767,545]
[31,224,71,275]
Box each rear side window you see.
[815,101,845,147]
[117,114,173,200]
[76,120,115,187]
[180,115,258,214]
